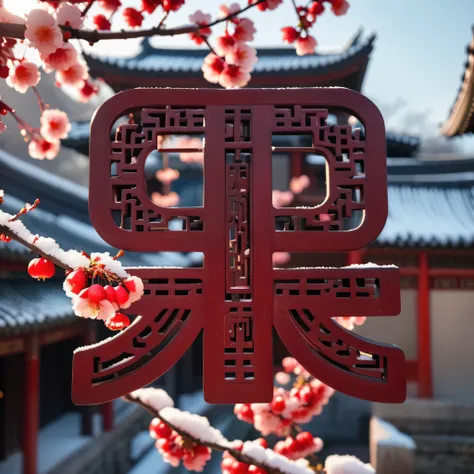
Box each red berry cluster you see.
[274,431,323,460]
[64,267,144,330]
[221,439,267,474]
[149,418,211,472]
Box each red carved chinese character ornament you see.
[72,88,406,405]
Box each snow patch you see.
[324,454,375,474]
[372,417,416,449]
[131,388,174,412]
[242,441,313,474]
[91,252,130,279]
[274,262,397,270]
[160,407,232,448]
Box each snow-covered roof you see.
[0,280,74,335]
[85,32,375,76]
[380,184,474,247]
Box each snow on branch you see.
[0,208,88,270]
[124,391,316,474]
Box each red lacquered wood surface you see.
[73,88,405,405]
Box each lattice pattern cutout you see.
[274,107,365,231]
[74,88,404,405]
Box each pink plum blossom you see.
[215,34,237,56]
[25,9,63,55]
[331,0,350,16]
[56,2,84,29]
[201,53,225,84]
[123,276,145,306]
[77,80,99,103]
[289,174,311,194]
[156,168,180,184]
[295,35,317,56]
[42,43,78,71]
[151,192,180,207]
[275,371,291,385]
[6,61,40,93]
[218,64,251,89]
[55,61,89,86]
[188,10,212,44]
[233,18,256,42]
[0,122,6,134]
[28,138,60,160]
[225,43,258,72]
[272,190,294,207]
[334,316,367,331]
[250,0,283,11]
[219,3,241,18]
[189,10,212,24]
[40,109,71,141]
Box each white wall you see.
[431,291,474,402]
[355,290,418,360]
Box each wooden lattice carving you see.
[72,88,405,405]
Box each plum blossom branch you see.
[124,392,317,474]
[0,221,72,270]
[81,0,96,18]
[0,21,199,43]
[0,0,267,44]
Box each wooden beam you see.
[23,335,39,474]
[101,402,114,432]
[0,337,24,356]
[39,324,83,346]
[417,251,433,398]
[290,150,302,179]
[405,360,419,382]
[81,324,96,437]
[347,248,364,265]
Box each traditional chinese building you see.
[440,26,474,137]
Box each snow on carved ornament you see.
[72,88,406,405]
